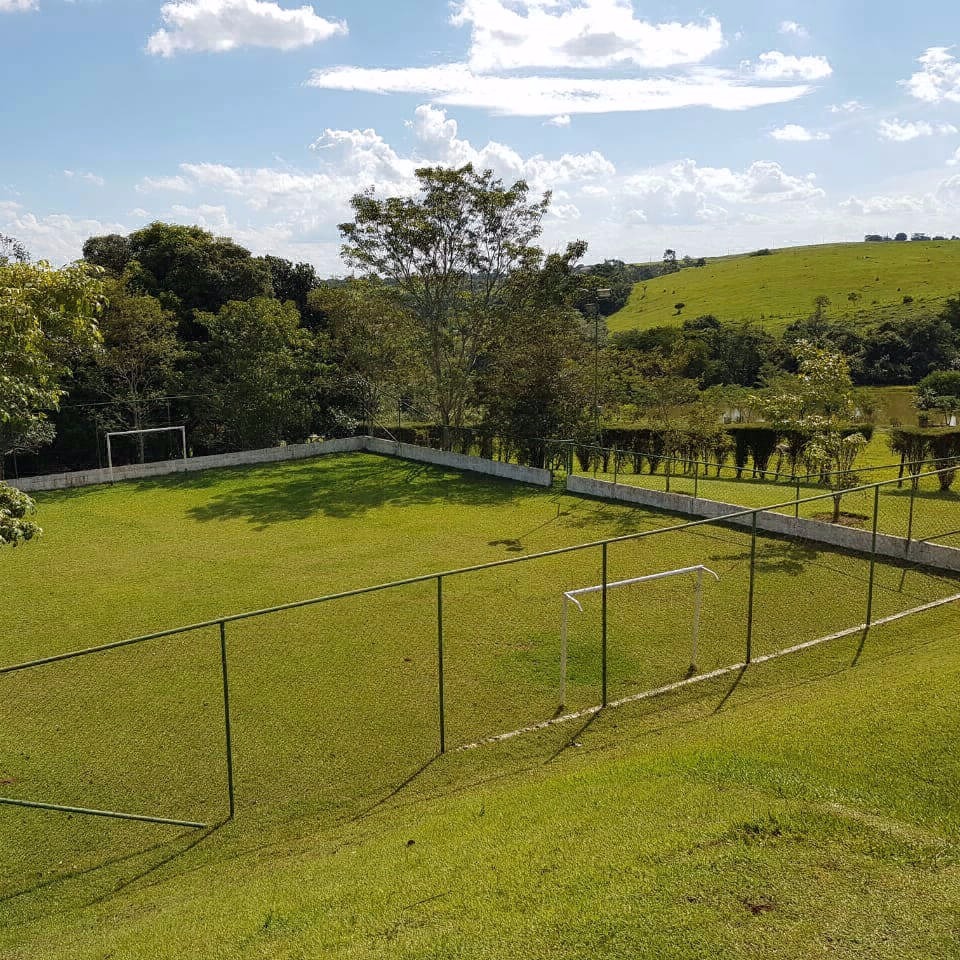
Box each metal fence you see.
[2,463,959,831]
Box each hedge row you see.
[889,427,960,491]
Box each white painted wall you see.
[567,474,960,574]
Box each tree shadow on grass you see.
[184,456,538,529]
[708,539,820,576]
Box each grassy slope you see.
[608,241,960,333]
[5,607,960,959]
[1,453,958,957]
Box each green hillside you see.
[608,241,960,334]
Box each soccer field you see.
[2,452,959,957]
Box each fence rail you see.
[3,461,960,830]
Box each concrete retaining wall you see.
[11,437,367,492]
[9,435,552,493]
[567,474,960,574]
[362,436,553,487]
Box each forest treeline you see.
[3,165,960,481]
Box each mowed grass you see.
[584,431,960,548]
[1,452,959,958]
[609,241,960,333]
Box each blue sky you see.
[1,0,959,271]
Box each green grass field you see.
[2,452,959,958]
[609,241,960,333]
[580,431,960,549]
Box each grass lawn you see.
[608,241,960,334]
[1,452,958,958]
[581,431,960,548]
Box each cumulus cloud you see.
[450,0,724,72]
[147,0,347,57]
[309,63,811,117]
[770,124,830,142]
[545,114,571,127]
[0,207,128,265]
[841,175,960,217]
[64,170,105,187]
[137,174,195,193]
[828,100,865,114]
[902,47,960,103]
[779,21,809,39]
[0,0,37,11]
[877,118,959,142]
[746,51,832,81]
[949,147,960,167]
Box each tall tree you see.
[339,164,550,436]
[192,298,316,452]
[480,242,593,464]
[0,258,104,537]
[82,282,186,462]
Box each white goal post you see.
[560,565,720,706]
[106,426,187,483]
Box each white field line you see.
[455,590,960,752]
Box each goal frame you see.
[106,426,187,482]
[559,564,720,706]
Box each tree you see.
[756,342,866,522]
[339,164,550,438]
[0,259,104,539]
[0,234,29,266]
[0,259,105,480]
[258,255,324,328]
[192,298,317,451]
[86,223,272,333]
[479,242,593,465]
[662,248,679,274]
[0,484,40,547]
[916,370,960,424]
[82,234,133,276]
[82,282,186,461]
[309,278,421,431]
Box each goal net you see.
[559,565,720,707]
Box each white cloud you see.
[0,0,37,11]
[449,0,724,72]
[902,47,960,104]
[746,50,832,81]
[770,124,829,142]
[840,176,960,217]
[828,100,864,114]
[545,114,571,127]
[949,148,960,167]
[137,174,195,193]
[64,169,105,187]
[779,20,809,39]
[309,63,811,117]
[0,209,128,265]
[147,0,347,57]
[877,118,959,142]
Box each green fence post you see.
[666,455,672,493]
[613,446,619,485]
[866,485,880,628]
[219,621,235,822]
[746,512,758,664]
[694,458,700,500]
[795,477,801,519]
[437,576,446,755]
[905,477,917,558]
[601,542,608,707]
